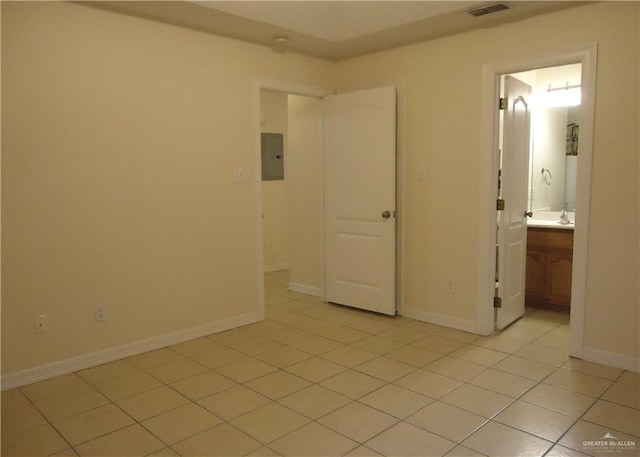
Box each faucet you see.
[560,209,571,225]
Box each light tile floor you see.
[3,270,639,456]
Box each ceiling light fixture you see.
[270,36,289,54]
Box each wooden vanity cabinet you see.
[525,227,574,307]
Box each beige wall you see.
[260,90,290,272]
[333,2,639,360]
[1,2,332,377]
[2,1,638,380]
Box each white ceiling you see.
[85,1,587,61]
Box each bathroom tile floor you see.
[3,270,639,456]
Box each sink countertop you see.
[527,220,575,230]
[526,211,575,230]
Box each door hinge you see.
[496,198,505,211]
[499,97,507,110]
[494,296,502,308]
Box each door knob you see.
[524,211,533,218]
[382,210,391,219]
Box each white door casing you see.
[496,76,532,329]
[324,86,397,315]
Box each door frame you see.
[252,78,406,319]
[476,43,598,360]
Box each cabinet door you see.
[546,251,573,305]
[526,249,546,300]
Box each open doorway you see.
[259,89,324,300]
[495,63,582,331]
[251,79,328,321]
[481,43,597,360]
[512,64,581,317]
[254,81,403,320]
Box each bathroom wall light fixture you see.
[548,82,581,92]
[539,81,581,107]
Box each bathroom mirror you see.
[517,62,582,214]
[529,104,579,212]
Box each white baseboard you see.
[580,347,640,373]
[401,306,478,334]
[1,312,259,390]
[288,282,321,297]
[264,263,290,273]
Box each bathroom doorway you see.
[478,43,597,359]
[511,64,581,316]
[495,63,582,330]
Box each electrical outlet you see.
[418,167,428,181]
[95,305,107,322]
[232,167,245,183]
[34,314,48,334]
[447,280,455,294]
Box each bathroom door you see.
[496,76,531,329]
[324,86,396,315]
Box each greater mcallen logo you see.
[583,433,637,454]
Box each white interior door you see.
[324,86,396,315]
[496,76,532,329]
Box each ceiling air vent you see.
[468,3,510,17]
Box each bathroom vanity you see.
[525,219,574,308]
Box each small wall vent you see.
[468,3,510,17]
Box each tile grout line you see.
[4,277,636,457]
[552,367,639,450]
[15,383,76,454]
